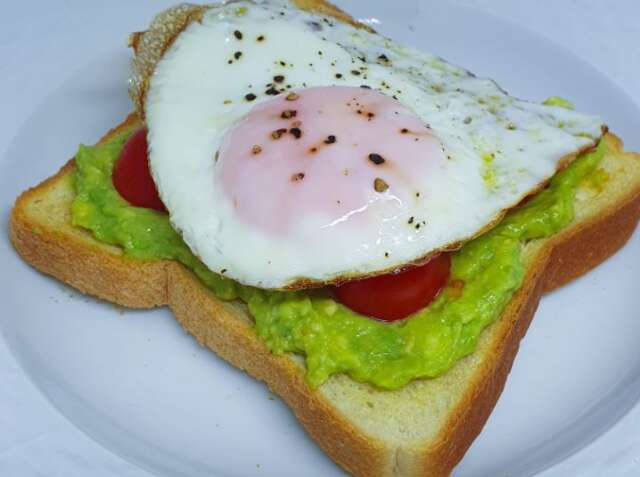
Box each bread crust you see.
[10,114,169,309]
[9,112,640,476]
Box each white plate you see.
[1,2,640,476]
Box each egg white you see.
[145,0,604,289]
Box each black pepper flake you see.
[351,70,361,76]
[377,54,391,64]
[324,135,337,144]
[415,192,420,197]
[374,177,389,192]
[245,93,256,102]
[400,128,409,134]
[408,217,415,224]
[368,153,385,165]
[221,268,227,274]
[415,223,421,230]
[280,109,297,119]
[214,150,219,162]
[463,116,472,124]
[286,92,299,101]
[271,128,287,139]
[366,112,375,120]
[265,86,279,95]
[279,61,286,66]
[233,30,243,40]
[257,35,265,42]
[227,60,233,64]
[335,73,343,79]
[309,147,318,153]
[234,51,243,60]
[291,172,305,182]
[273,75,285,83]
[384,252,389,258]
[289,127,302,139]
[360,84,371,89]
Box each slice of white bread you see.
[9,1,640,475]
[10,114,640,476]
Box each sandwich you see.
[10,1,640,476]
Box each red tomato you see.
[333,253,451,322]
[112,128,167,212]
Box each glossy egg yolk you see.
[218,86,445,235]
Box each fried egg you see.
[143,0,605,289]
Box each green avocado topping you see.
[543,96,576,110]
[72,128,605,390]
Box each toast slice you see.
[10,114,640,476]
[10,0,640,474]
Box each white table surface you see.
[1,1,639,476]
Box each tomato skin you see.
[333,254,451,322]
[112,128,167,212]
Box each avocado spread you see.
[543,96,576,110]
[72,128,605,389]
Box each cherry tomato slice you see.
[112,128,167,212]
[333,253,451,322]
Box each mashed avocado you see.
[543,96,575,110]
[72,129,605,389]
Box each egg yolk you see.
[219,86,445,235]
